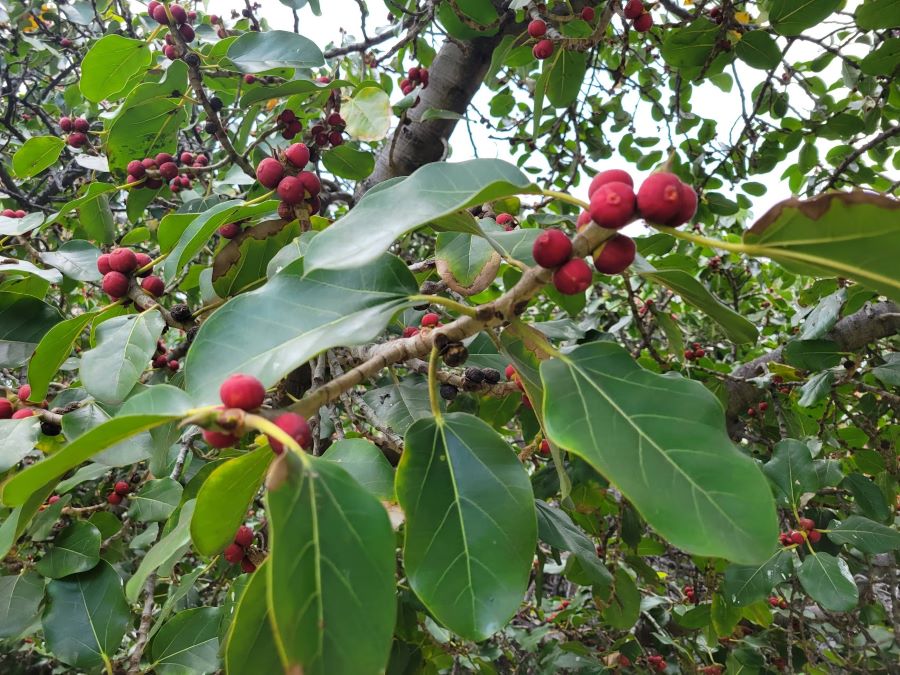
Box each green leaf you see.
[856,0,900,29]
[797,553,858,612]
[599,567,641,630]
[163,200,278,283]
[321,439,395,502]
[769,0,841,35]
[735,31,782,70]
[0,418,41,472]
[321,145,376,180]
[710,592,743,637]
[42,561,130,670]
[0,257,61,284]
[35,521,101,579]
[80,35,152,102]
[128,478,182,523]
[0,211,43,236]
[212,218,301,297]
[2,385,193,506]
[12,136,66,178]
[799,288,846,340]
[827,515,900,554]
[27,311,98,402]
[397,413,537,641]
[541,341,778,564]
[343,86,391,142]
[797,370,834,407]
[63,404,153,467]
[0,292,61,368]
[435,230,499,294]
[225,560,282,675]
[535,500,611,588]
[226,30,324,72]
[660,18,719,68]
[723,549,794,606]
[859,38,900,76]
[745,193,900,302]
[304,159,536,273]
[872,353,900,387]
[267,453,396,674]
[544,50,587,108]
[0,572,44,638]
[127,500,195,602]
[763,439,819,506]
[634,257,758,344]
[149,607,221,673]
[191,447,272,555]
[80,312,166,405]
[39,240,103,282]
[842,473,891,522]
[783,339,842,371]
[239,78,351,107]
[362,377,434,435]
[106,98,187,176]
[185,254,417,404]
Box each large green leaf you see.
[126,500,196,602]
[185,254,417,404]
[39,240,103,282]
[0,572,44,638]
[362,377,435,434]
[321,439,395,502]
[0,257,62,284]
[211,218,301,297]
[162,200,279,283]
[63,403,153,467]
[855,0,900,29]
[397,413,537,641]
[27,311,98,402]
[35,521,101,579]
[304,159,537,273]
[105,97,187,175]
[239,78,351,107]
[267,453,396,675]
[762,439,819,506]
[0,418,40,472]
[224,560,281,675]
[842,473,891,522]
[744,192,900,302]
[769,0,842,35]
[599,567,641,630]
[435,230,498,294]
[634,257,758,344]
[826,515,900,554]
[735,31,782,70]
[2,385,193,506]
[722,549,794,607]
[660,18,719,68]
[80,34,152,102]
[80,312,165,404]
[544,50,587,108]
[12,136,66,178]
[859,38,900,76]
[149,607,221,673]
[782,339,842,371]
[0,292,61,368]
[128,478,182,523]
[343,87,392,142]
[798,371,834,407]
[191,446,272,555]
[0,211,43,236]
[226,30,324,72]
[42,561,130,670]
[321,145,376,180]
[797,553,858,612]
[541,341,777,564]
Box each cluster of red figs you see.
[683,342,706,360]
[768,595,789,609]
[647,654,667,672]
[746,400,768,417]
[779,517,821,546]
[531,169,696,294]
[106,480,131,506]
[151,339,180,372]
[309,112,346,148]
[683,584,699,604]
[61,116,90,148]
[400,65,429,95]
[624,0,653,32]
[201,374,311,455]
[402,312,443,338]
[505,364,537,410]
[223,525,257,573]
[255,144,322,217]
[1,384,46,420]
[153,0,197,59]
[98,247,163,300]
[125,151,206,193]
[1,207,27,219]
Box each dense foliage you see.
[0,0,898,673]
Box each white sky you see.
[202,1,881,220]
